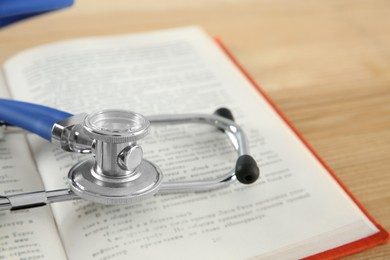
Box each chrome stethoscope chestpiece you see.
[68,109,163,205]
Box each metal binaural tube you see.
[147,113,248,156]
[147,112,249,193]
[0,189,78,211]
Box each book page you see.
[0,71,11,98]
[3,27,379,259]
[0,134,67,260]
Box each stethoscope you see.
[0,98,259,211]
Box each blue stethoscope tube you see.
[0,98,72,140]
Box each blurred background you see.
[1,0,389,258]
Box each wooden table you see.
[0,0,389,258]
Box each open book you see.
[0,26,388,260]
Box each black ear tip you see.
[213,107,235,122]
[235,155,259,184]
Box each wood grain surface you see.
[0,0,389,258]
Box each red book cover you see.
[215,38,389,259]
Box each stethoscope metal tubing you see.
[0,112,249,211]
[148,113,246,193]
